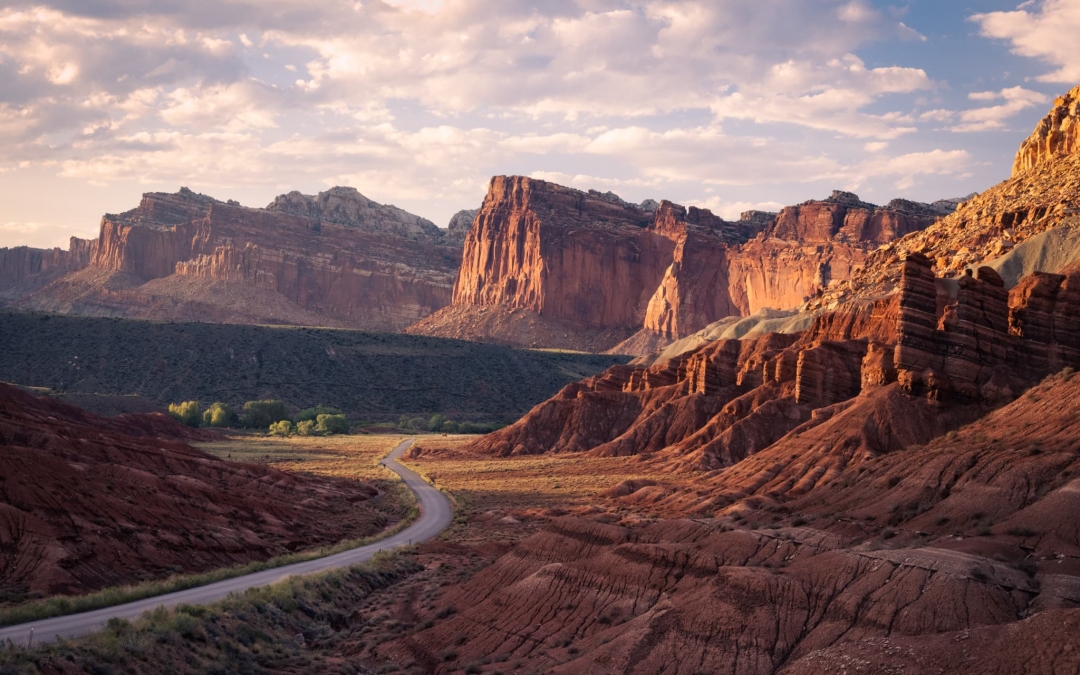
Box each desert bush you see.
[295,420,317,436]
[268,420,295,436]
[202,402,238,428]
[168,401,202,427]
[316,414,350,435]
[296,405,343,423]
[242,400,289,429]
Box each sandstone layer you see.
[467,252,1080,471]
[409,179,950,352]
[0,187,461,331]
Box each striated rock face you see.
[265,185,443,242]
[1014,84,1080,175]
[468,254,1080,470]
[4,188,461,331]
[411,176,944,351]
[449,176,679,332]
[0,238,96,283]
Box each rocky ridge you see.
[409,177,952,352]
[467,251,1080,472]
[0,188,461,331]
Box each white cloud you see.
[0,1,1020,242]
[949,86,1049,132]
[973,0,1080,83]
[688,197,786,220]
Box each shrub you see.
[296,419,317,436]
[316,414,350,435]
[242,400,289,429]
[202,402,238,428]
[268,420,295,436]
[295,405,343,423]
[168,401,202,427]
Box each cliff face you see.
[450,176,676,332]
[0,238,95,283]
[3,188,460,331]
[1014,84,1080,175]
[412,177,946,351]
[469,252,1078,469]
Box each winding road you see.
[0,439,452,647]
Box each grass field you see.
[402,436,677,541]
[198,434,410,481]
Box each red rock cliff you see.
[420,177,946,351]
[7,188,460,331]
[0,237,96,284]
[451,176,680,331]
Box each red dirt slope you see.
[0,383,390,598]
[380,372,1080,674]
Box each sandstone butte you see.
[406,176,958,352]
[0,381,398,598]
[0,186,461,332]
[384,85,1080,675]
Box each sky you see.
[2,0,1080,248]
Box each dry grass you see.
[198,434,409,481]
[403,436,674,541]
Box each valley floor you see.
[4,419,1080,675]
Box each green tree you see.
[242,400,289,429]
[168,401,202,428]
[427,413,446,432]
[268,420,294,436]
[202,402,238,428]
[296,420,317,436]
[295,405,343,423]
[316,414,349,435]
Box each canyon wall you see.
[0,238,95,283]
[411,179,949,351]
[2,188,461,331]
[468,251,1080,468]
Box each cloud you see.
[949,86,1049,132]
[0,0,1013,239]
[973,0,1080,83]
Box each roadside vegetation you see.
[0,552,426,675]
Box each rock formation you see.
[1014,83,1080,175]
[0,187,461,331]
[469,251,1080,470]
[444,209,479,246]
[265,185,444,241]
[409,177,949,352]
[382,376,1080,675]
[815,84,1080,315]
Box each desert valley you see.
[4,4,1080,673]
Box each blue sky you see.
[1,0,1079,247]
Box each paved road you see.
[0,439,451,647]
